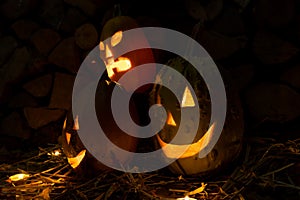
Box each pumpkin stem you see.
[113,3,122,17]
[184,21,203,56]
[191,21,202,40]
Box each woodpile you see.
[0,0,299,199]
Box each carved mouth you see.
[157,123,216,159]
[106,57,132,79]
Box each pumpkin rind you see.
[61,15,155,176]
[100,16,139,41]
[61,81,139,177]
[150,56,244,176]
[99,15,156,93]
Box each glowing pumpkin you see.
[150,57,244,176]
[61,15,157,176]
[61,81,140,176]
[99,15,156,93]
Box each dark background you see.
[0,0,299,179]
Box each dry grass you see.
[1,137,299,200]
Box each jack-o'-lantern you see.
[99,15,156,93]
[150,57,244,176]
[60,15,156,176]
[61,80,140,176]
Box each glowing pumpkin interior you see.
[99,31,132,81]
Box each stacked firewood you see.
[0,0,299,180]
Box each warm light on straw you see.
[8,173,30,182]
[53,150,61,156]
[176,195,197,200]
[47,149,61,156]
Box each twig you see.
[261,163,294,177]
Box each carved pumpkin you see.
[150,57,244,176]
[61,15,156,176]
[99,15,156,93]
[61,81,140,176]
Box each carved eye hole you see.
[181,86,195,107]
[111,31,123,47]
[99,41,105,51]
[166,112,176,126]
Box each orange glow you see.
[67,149,86,169]
[48,149,61,156]
[53,150,61,156]
[157,123,216,159]
[66,132,71,145]
[176,195,197,200]
[166,112,176,126]
[105,45,113,58]
[63,118,66,130]
[73,115,79,130]
[106,57,132,78]
[98,31,132,80]
[99,41,104,51]
[181,86,195,107]
[8,173,30,182]
[111,31,123,47]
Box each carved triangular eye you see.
[73,115,79,130]
[181,86,195,107]
[66,132,71,145]
[99,41,105,51]
[166,112,176,126]
[111,31,123,47]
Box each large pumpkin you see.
[150,57,244,176]
[61,15,155,176]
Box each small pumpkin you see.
[150,57,244,176]
[61,81,140,176]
